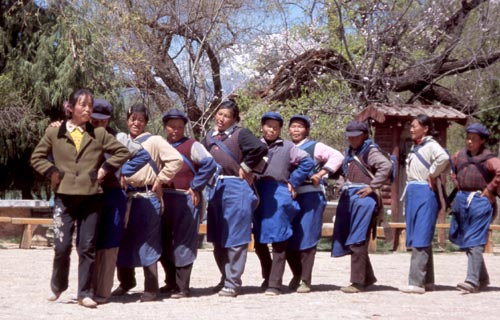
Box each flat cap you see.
[466,123,490,138]
[162,109,189,124]
[345,120,369,137]
[91,99,113,120]
[261,111,284,127]
[288,114,311,129]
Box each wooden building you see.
[355,103,468,248]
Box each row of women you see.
[399,117,500,295]
[30,89,500,309]
[333,115,500,296]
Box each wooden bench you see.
[320,222,500,253]
[371,222,500,253]
[10,217,53,249]
[2,218,333,251]
[0,217,12,223]
[2,217,500,252]
[2,217,213,249]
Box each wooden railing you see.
[1,217,499,252]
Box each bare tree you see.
[260,0,500,116]
[54,0,272,136]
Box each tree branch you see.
[428,0,488,52]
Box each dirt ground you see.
[0,244,499,320]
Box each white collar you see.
[212,124,237,136]
[66,121,85,133]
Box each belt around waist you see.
[163,188,189,195]
[407,180,428,185]
[219,175,240,179]
[127,185,154,192]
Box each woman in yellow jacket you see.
[31,89,130,308]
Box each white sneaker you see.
[400,285,425,294]
[47,291,61,302]
[78,297,98,308]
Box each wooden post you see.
[248,234,255,252]
[20,224,32,249]
[391,123,403,251]
[397,229,407,252]
[436,121,448,250]
[368,237,377,253]
[485,231,493,253]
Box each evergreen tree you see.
[0,1,120,198]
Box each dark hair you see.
[68,89,93,108]
[218,99,240,122]
[413,114,436,135]
[127,104,150,123]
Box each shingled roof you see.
[356,103,468,125]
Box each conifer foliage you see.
[0,1,117,198]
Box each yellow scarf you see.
[70,127,84,152]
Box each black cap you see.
[261,111,283,127]
[91,99,113,120]
[162,109,189,124]
[345,120,369,137]
[288,114,311,129]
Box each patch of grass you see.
[491,231,500,245]
[0,237,20,249]
[317,238,332,251]
[375,239,393,254]
[0,236,20,244]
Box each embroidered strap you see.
[135,134,160,175]
[171,137,196,175]
[207,133,240,165]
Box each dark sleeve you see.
[201,131,212,150]
[485,156,500,194]
[367,147,392,189]
[237,128,268,171]
[190,157,217,191]
[30,128,59,178]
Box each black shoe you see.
[140,291,158,302]
[264,287,281,296]
[288,277,300,291]
[159,284,177,294]
[457,282,479,294]
[261,279,269,290]
[94,295,108,304]
[171,291,190,299]
[111,286,132,296]
[479,279,490,289]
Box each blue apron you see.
[253,180,300,244]
[162,190,201,267]
[117,194,162,267]
[331,186,377,257]
[96,188,127,249]
[207,177,258,248]
[449,191,493,249]
[288,190,326,250]
[405,182,439,248]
